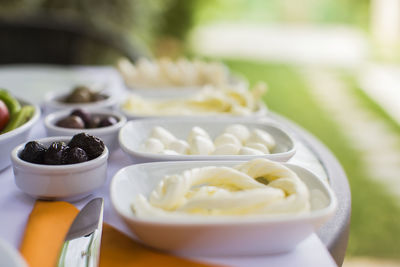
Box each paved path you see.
[359,64,400,125]
[190,23,368,67]
[304,68,400,199]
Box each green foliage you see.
[0,0,199,57]
[157,0,198,40]
[193,0,370,29]
[0,0,169,44]
[194,0,280,24]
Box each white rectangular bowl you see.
[118,89,268,120]
[110,160,337,256]
[119,118,296,163]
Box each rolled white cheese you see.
[190,136,215,155]
[150,126,176,147]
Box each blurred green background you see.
[2,0,400,264]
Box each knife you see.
[57,198,104,267]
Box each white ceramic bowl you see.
[11,136,108,201]
[118,89,268,120]
[110,160,337,256]
[44,89,118,113]
[124,76,247,94]
[120,102,268,120]
[124,75,246,92]
[123,73,247,95]
[119,118,295,163]
[44,109,127,153]
[0,100,40,171]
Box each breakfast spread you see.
[19,133,105,165]
[2,59,339,263]
[122,83,267,116]
[61,86,108,104]
[141,124,276,155]
[56,109,118,129]
[131,158,310,218]
[118,57,237,88]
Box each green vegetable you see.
[0,89,21,115]
[1,105,35,133]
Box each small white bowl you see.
[0,100,40,171]
[11,136,108,201]
[44,89,118,113]
[110,160,337,256]
[44,109,127,153]
[119,118,295,163]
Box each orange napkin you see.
[20,201,221,267]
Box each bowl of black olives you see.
[11,133,108,200]
[44,108,126,152]
[44,85,118,113]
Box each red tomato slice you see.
[0,99,10,131]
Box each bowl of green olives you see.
[44,108,126,152]
[11,133,108,201]
[44,85,118,113]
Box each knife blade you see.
[57,198,104,267]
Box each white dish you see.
[117,88,268,120]
[119,118,295,163]
[0,238,27,267]
[0,100,40,171]
[125,75,247,92]
[110,160,337,256]
[43,89,118,113]
[44,108,127,153]
[118,57,247,91]
[120,101,268,120]
[11,136,108,201]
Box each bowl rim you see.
[0,100,40,142]
[110,160,337,226]
[44,89,118,110]
[44,108,127,135]
[11,136,109,171]
[118,118,296,161]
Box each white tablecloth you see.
[0,65,337,267]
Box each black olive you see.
[56,115,85,129]
[87,115,101,128]
[62,147,88,164]
[43,141,67,165]
[20,141,46,164]
[98,116,118,127]
[68,133,104,159]
[64,86,92,103]
[70,109,91,126]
